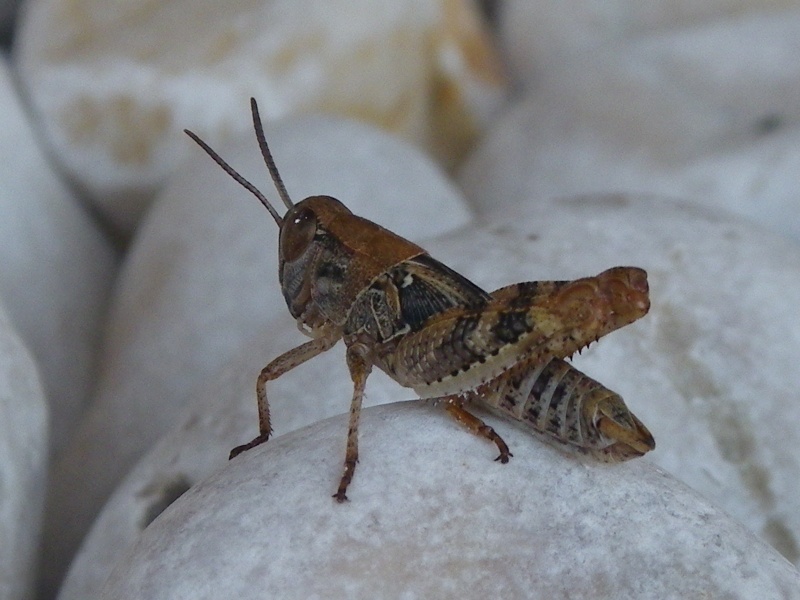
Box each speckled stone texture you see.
[99,403,800,600]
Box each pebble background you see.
[1,1,799,599]
[0,303,48,600]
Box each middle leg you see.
[333,342,372,502]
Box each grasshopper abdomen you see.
[476,356,655,462]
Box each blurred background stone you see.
[0,302,48,600]
[99,403,800,599]
[0,54,116,456]
[14,0,506,234]
[0,0,20,43]
[462,9,800,241]
[499,0,800,84]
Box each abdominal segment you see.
[472,356,654,461]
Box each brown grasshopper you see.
[185,99,654,502]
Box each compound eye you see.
[280,207,317,262]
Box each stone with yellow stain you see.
[15,0,507,234]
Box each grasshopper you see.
[185,99,654,502]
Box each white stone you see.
[42,116,473,599]
[443,195,800,565]
[99,403,800,599]
[464,10,800,241]
[14,0,506,233]
[61,193,800,596]
[0,54,116,455]
[0,302,49,600]
[500,0,800,82]
[59,316,408,600]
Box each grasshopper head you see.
[276,196,354,322]
[185,99,358,325]
[278,196,354,263]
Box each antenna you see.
[185,99,296,222]
[250,98,294,210]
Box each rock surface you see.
[62,192,800,597]
[0,53,116,455]
[0,302,49,600]
[15,0,506,233]
[463,9,800,241]
[500,0,800,82]
[42,115,473,599]
[441,195,800,566]
[59,317,408,600]
[99,403,800,600]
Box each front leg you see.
[334,342,372,502]
[230,328,340,459]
